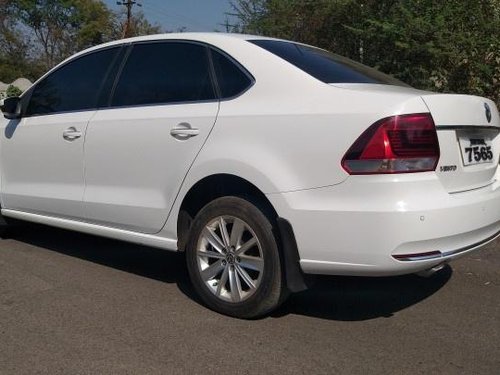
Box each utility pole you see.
[117,0,142,38]
[359,3,364,63]
[219,16,237,33]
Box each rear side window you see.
[210,49,253,98]
[26,47,120,116]
[111,42,216,107]
[250,39,408,87]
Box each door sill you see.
[1,209,178,251]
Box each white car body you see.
[1,32,499,282]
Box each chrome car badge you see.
[485,103,492,123]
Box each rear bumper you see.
[267,173,500,276]
[392,227,500,262]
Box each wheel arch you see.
[176,173,278,252]
[173,173,309,293]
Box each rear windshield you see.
[250,39,408,87]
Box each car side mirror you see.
[1,96,22,120]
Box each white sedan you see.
[1,33,499,318]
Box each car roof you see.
[79,32,279,54]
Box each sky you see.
[103,0,234,32]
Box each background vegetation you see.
[230,0,500,104]
[0,0,160,83]
[0,0,498,105]
[5,84,23,97]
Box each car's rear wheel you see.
[185,196,285,319]
[0,210,11,238]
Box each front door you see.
[0,47,121,220]
[1,112,91,219]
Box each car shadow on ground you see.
[273,269,451,321]
[7,223,452,321]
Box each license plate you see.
[459,137,494,166]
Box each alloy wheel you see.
[196,215,264,303]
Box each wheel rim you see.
[196,215,264,303]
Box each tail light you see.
[342,113,440,175]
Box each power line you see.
[116,0,142,38]
[218,16,238,33]
[140,2,213,31]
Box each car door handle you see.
[63,127,82,141]
[170,123,200,139]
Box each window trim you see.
[23,45,125,118]
[107,40,220,110]
[97,46,129,109]
[105,43,132,108]
[101,40,256,110]
[208,45,256,102]
[249,39,410,88]
[22,39,258,117]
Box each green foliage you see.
[0,0,34,81]
[230,0,500,104]
[356,1,500,103]
[10,0,117,69]
[0,0,163,81]
[73,0,116,50]
[5,84,22,97]
[131,11,162,36]
[112,10,162,39]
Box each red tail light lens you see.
[342,113,440,174]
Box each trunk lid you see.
[422,94,500,193]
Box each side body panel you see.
[161,87,430,239]
[83,103,219,234]
[266,174,500,276]
[1,112,91,219]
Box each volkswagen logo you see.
[485,103,492,123]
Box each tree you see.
[73,0,116,50]
[0,0,35,82]
[6,84,22,97]
[111,10,162,39]
[229,0,360,50]
[230,0,500,104]
[354,1,500,102]
[0,0,162,82]
[0,0,165,82]
[11,0,116,70]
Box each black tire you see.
[0,211,11,238]
[186,196,285,319]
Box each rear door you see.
[423,94,500,193]
[0,47,120,219]
[83,41,219,234]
